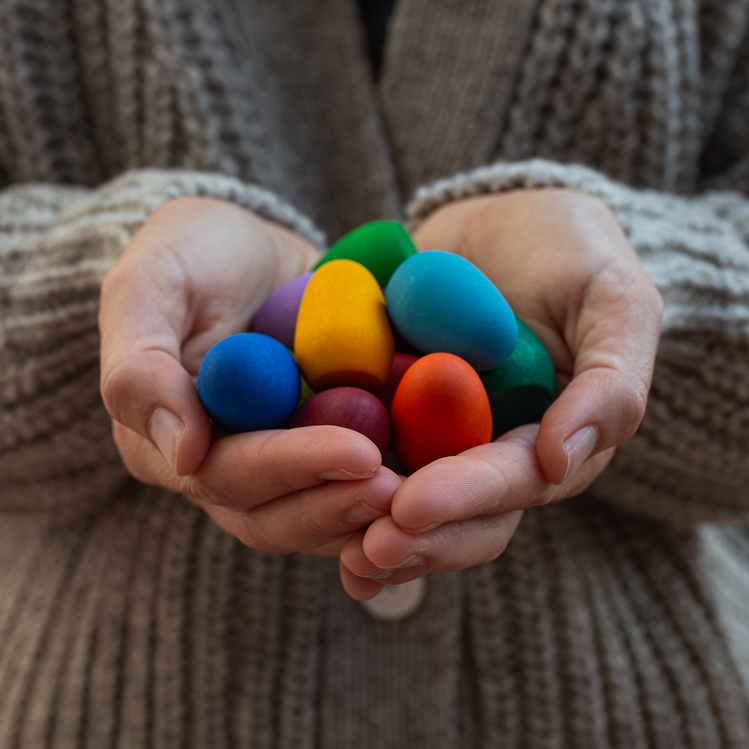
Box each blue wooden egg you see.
[385,251,518,371]
[197,333,300,432]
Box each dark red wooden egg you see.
[290,386,391,456]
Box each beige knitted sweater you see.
[2,0,749,746]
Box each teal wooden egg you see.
[479,318,556,436]
[386,251,518,370]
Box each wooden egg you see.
[290,387,391,456]
[368,352,419,412]
[197,333,300,432]
[390,315,422,356]
[252,272,313,348]
[298,372,316,406]
[313,221,417,287]
[479,318,556,436]
[391,353,492,472]
[386,251,518,370]
[294,259,394,391]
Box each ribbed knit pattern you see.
[381,0,749,198]
[2,493,748,748]
[1,0,749,746]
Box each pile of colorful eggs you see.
[197,221,556,473]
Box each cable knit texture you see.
[1,0,749,747]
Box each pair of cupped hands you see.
[99,189,662,600]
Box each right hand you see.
[99,197,401,557]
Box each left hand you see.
[339,188,663,600]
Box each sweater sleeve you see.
[0,169,325,515]
[406,159,749,527]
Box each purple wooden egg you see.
[290,387,391,456]
[252,272,313,349]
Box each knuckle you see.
[112,421,170,488]
[187,475,236,509]
[99,262,125,302]
[634,273,664,323]
[619,380,649,439]
[100,359,133,420]
[487,520,513,561]
[233,517,262,551]
[649,283,665,318]
[231,514,285,554]
[114,438,154,486]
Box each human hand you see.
[99,197,401,557]
[340,188,663,599]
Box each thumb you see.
[99,246,211,476]
[536,261,663,484]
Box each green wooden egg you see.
[291,352,317,407]
[298,372,316,407]
[479,318,556,437]
[312,221,417,287]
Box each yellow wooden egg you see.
[294,259,394,391]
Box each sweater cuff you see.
[406,159,630,226]
[88,168,327,249]
[0,169,325,515]
[406,159,749,527]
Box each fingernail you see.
[357,555,424,580]
[345,503,386,524]
[149,407,183,473]
[373,554,425,574]
[564,425,599,482]
[319,468,377,481]
[410,521,442,534]
[353,567,392,580]
[394,554,424,569]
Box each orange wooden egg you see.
[294,259,394,391]
[391,353,493,472]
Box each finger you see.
[201,467,400,555]
[115,422,384,508]
[389,425,546,533]
[341,511,524,578]
[340,561,423,593]
[306,537,352,557]
[388,424,614,534]
[186,426,383,509]
[537,259,662,484]
[100,242,211,476]
[339,556,386,601]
